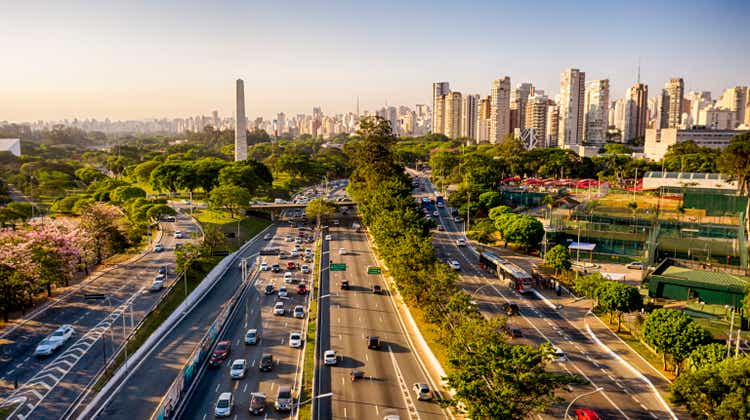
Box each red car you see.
[296,283,308,295]
[209,340,231,366]
[287,261,296,270]
[576,409,601,420]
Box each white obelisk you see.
[234,79,247,161]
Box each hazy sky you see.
[2,0,749,122]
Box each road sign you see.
[367,266,382,275]
[330,263,346,272]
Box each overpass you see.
[248,201,355,220]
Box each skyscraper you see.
[687,91,712,127]
[234,79,247,161]
[546,102,559,147]
[490,76,511,143]
[477,96,492,144]
[622,83,648,142]
[558,68,586,146]
[524,94,548,144]
[717,86,748,128]
[461,94,479,140]
[511,83,534,131]
[583,79,609,143]
[432,82,450,134]
[659,77,685,129]
[443,92,462,138]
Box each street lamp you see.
[470,283,494,299]
[563,387,604,419]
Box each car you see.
[454,216,462,223]
[174,231,183,239]
[293,305,305,318]
[289,332,303,348]
[550,346,567,363]
[260,262,270,271]
[245,329,259,345]
[304,248,313,256]
[158,265,168,275]
[265,284,275,295]
[372,285,382,294]
[263,233,273,240]
[448,260,461,270]
[504,326,523,338]
[340,280,350,290]
[284,272,294,283]
[287,261,297,270]
[214,392,233,417]
[289,250,299,258]
[230,359,247,379]
[209,341,231,366]
[367,335,380,349]
[150,276,165,292]
[271,263,281,273]
[300,264,311,274]
[437,225,445,231]
[34,338,61,357]
[153,243,164,252]
[413,383,433,401]
[338,248,347,255]
[324,349,337,365]
[284,235,293,242]
[249,392,266,415]
[259,353,273,371]
[275,385,293,412]
[279,286,289,298]
[456,238,466,247]
[575,408,603,420]
[332,220,340,226]
[296,283,308,294]
[304,255,313,263]
[325,234,332,241]
[295,237,302,244]
[274,302,285,315]
[502,302,520,316]
[165,215,176,222]
[626,261,644,270]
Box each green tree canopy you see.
[686,343,727,372]
[670,355,750,419]
[544,244,571,274]
[110,185,147,203]
[488,205,513,221]
[478,191,502,211]
[642,308,711,375]
[208,185,251,218]
[595,281,643,332]
[305,198,337,226]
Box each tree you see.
[217,160,273,195]
[545,244,571,274]
[686,343,727,372]
[503,215,544,251]
[193,157,228,193]
[478,191,502,211]
[488,205,513,221]
[670,355,750,419]
[149,161,185,193]
[132,160,161,183]
[77,202,127,264]
[642,309,711,375]
[573,272,606,299]
[595,281,643,332]
[74,167,106,184]
[305,198,337,226]
[146,204,176,222]
[209,185,251,218]
[201,224,226,255]
[110,185,147,203]
[718,132,750,232]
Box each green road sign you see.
[330,263,347,271]
[367,266,382,275]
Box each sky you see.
[1,0,749,122]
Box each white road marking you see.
[344,407,347,418]
[215,383,220,392]
[244,383,248,392]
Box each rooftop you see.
[659,265,750,293]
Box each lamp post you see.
[563,387,604,419]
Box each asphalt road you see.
[180,223,312,419]
[413,172,673,420]
[0,211,199,419]
[319,219,447,420]
[93,224,272,419]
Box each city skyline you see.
[1,0,749,122]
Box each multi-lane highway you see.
[181,223,312,419]
[412,171,676,419]
[0,211,199,419]
[314,217,448,420]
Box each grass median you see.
[298,238,322,420]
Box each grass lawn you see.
[193,208,270,251]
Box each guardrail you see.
[154,264,259,419]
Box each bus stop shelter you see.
[569,242,596,262]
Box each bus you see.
[479,251,535,294]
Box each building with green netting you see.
[648,260,748,308]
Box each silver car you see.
[230,359,247,379]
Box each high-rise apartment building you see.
[461,94,479,140]
[444,92,462,139]
[524,94,548,144]
[717,86,748,128]
[558,68,586,146]
[432,82,450,133]
[622,83,648,142]
[583,79,609,143]
[477,96,492,144]
[687,91,712,128]
[490,76,511,143]
[510,83,534,131]
[659,78,684,129]
[546,103,559,147]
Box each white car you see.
[550,346,567,363]
[150,276,165,292]
[324,349,337,365]
[454,216,462,223]
[174,231,183,239]
[325,234,332,241]
[230,359,247,379]
[34,325,74,357]
[153,243,164,252]
[293,305,304,318]
[456,238,466,247]
[284,236,293,242]
[279,286,289,298]
[338,248,347,255]
[300,265,311,274]
[263,233,273,240]
[245,329,259,345]
[214,392,233,417]
[449,260,461,270]
[274,302,285,315]
[413,383,433,401]
[289,250,299,258]
[289,332,303,348]
[284,272,293,283]
[260,262,270,271]
[626,261,644,270]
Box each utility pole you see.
[727,307,736,358]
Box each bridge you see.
[248,201,355,220]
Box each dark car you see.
[372,285,382,294]
[249,392,266,415]
[367,336,380,349]
[209,341,231,366]
[502,303,520,316]
[271,263,281,273]
[259,353,274,371]
[504,326,523,338]
[340,280,350,290]
[264,284,275,295]
[158,265,167,275]
[296,283,308,295]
